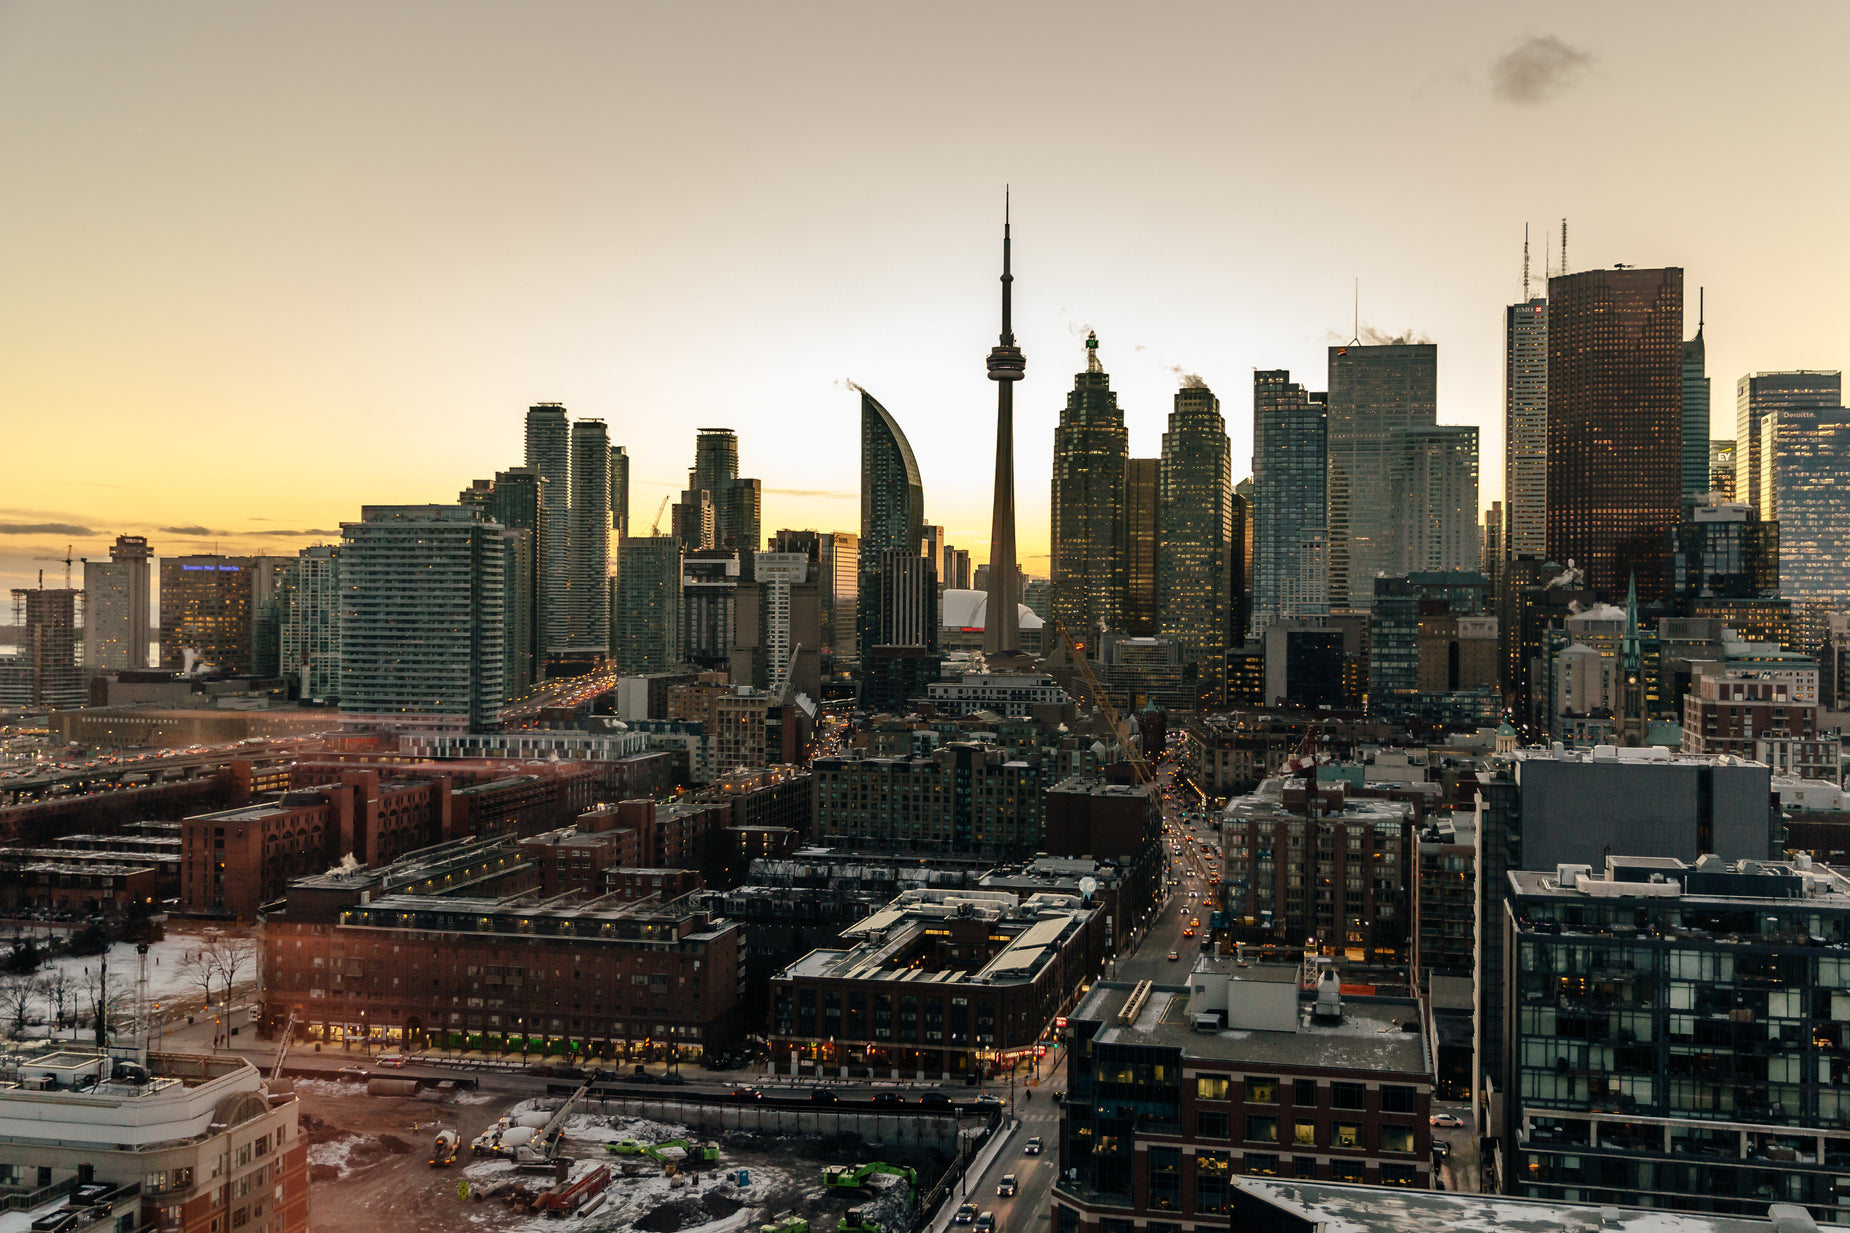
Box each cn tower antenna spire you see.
[984,190,1025,659]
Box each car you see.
[997,1174,1018,1198]
[375,1054,407,1068]
[872,1092,905,1106]
[810,1088,839,1104]
[972,1093,1003,1108]
[1167,950,1180,961]
[1023,1136,1042,1155]
[974,1213,996,1233]
[335,1067,369,1080]
[1430,1112,1465,1128]
[954,1204,979,1225]
[656,1072,687,1085]
[1183,928,1195,937]
[919,1091,951,1107]
[1189,918,1200,927]
[731,1087,764,1101]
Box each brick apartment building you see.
[1682,670,1841,782]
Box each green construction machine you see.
[836,1208,881,1233]
[604,1138,718,1165]
[821,1162,918,1197]
[761,1216,809,1233]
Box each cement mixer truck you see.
[429,1129,460,1168]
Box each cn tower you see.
[983,193,1024,658]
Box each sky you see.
[2,1,1846,606]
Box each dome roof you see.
[940,588,1045,630]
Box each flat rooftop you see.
[1236,1178,1791,1231]
[1075,981,1427,1074]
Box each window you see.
[1195,1111,1229,1139]
[1380,1164,1418,1188]
[1246,1115,1278,1143]
[1333,1123,1362,1149]
[1331,1082,1364,1110]
[1292,1122,1317,1146]
[1247,1076,1279,1103]
[1243,1153,1279,1177]
[1381,1126,1415,1154]
[1292,1079,1318,1106]
[1197,1076,1230,1101]
[1381,1085,1417,1113]
[1331,1161,1365,1184]
[1292,1156,1318,1178]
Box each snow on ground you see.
[307,1135,369,1178]
[36,930,259,1012]
[291,1078,366,1098]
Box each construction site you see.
[298,1076,969,1233]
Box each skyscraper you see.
[523,403,572,654]
[1504,296,1549,560]
[1251,370,1327,629]
[1709,439,1736,499]
[81,534,151,671]
[1682,295,1711,505]
[568,418,611,651]
[338,505,506,733]
[159,555,254,674]
[687,428,761,553]
[1738,371,1842,516]
[279,544,341,700]
[8,585,82,708]
[615,536,684,675]
[460,466,545,696]
[1546,266,1684,602]
[1757,372,1849,605]
[769,528,859,669]
[1326,342,1438,610]
[858,389,925,655]
[983,200,1024,659]
[1394,425,1480,573]
[1050,331,1129,644]
[1123,458,1160,637]
[250,555,294,677]
[609,445,630,540]
[1158,379,1232,693]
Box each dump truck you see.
[531,1164,610,1217]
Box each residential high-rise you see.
[159,555,255,674]
[682,549,740,668]
[459,465,546,697]
[567,418,611,652]
[1251,371,1327,629]
[1050,331,1128,644]
[279,544,341,700]
[1158,379,1232,694]
[1123,458,1160,636]
[983,201,1024,659]
[1227,486,1249,650]
[769,528,859,669]
[1483,500,1504,590]
[609,445,630,540]
[1681,297,1711,505]
[732,551,821,699]
[688,428,761,553]
[338,505,506,733]
[1546,267,1684,603]
[523,403,573,654]
[1708,439,1736,498]
[875,548,939,651]
[81,533,151,670]
[249,555,293,678]
[614,536,684,674]
[1505,296,1550,560]
[8,585,82,707]
[1757,373,1849,605]
[858,389,925,657]
[1737,370,1840,517]
[1326,343,1438,610]
[1394,425,1480,573]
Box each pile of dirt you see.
[630,1188,748,1232]
[375,1134,412,1155]
[307,1164,341,1184]
[297,1113,351,1147]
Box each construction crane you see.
[1050,620,1154,795]
[648,494,672,536]
[30,545,75,589]
[269,1010,296,1085]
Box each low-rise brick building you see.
[811,743,1045,858]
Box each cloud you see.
[1490,35,1592,104]
[158,525,229,537]
[764,488,856,501]
[0,522,93,536]
[236,528,336,537]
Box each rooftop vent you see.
[1768,1203,1822,1233]
[1312,970,1343,1022]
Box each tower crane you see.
[648,495,672,537]
[1050,620,1153,795]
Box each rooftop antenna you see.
[1560,218,1568,277]
[1350,278,1360,346]
[1522,224,1530,301]
[1698,286,1705,334]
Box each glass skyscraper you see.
[614,536,684,674]
[1738,370,1842,516]
[858,390,925,656]
[1158,379,1232,693]
[1123,458,1159,637]
[1326,343,1438,611]
[1050,332,1128,643]
[523,403,573,655]
[279,544,341,700]
[1251,370,1327,630]
[1505,298,1549,560]
[568,418,611,650]
[1759,372,1849,603]
[1392,425,1480,574]
[1681,314,1711,505]
[1546,267,1685,603]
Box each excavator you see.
[821,1162,917,1197]
[604,1138,719,1173]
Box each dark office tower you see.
[672,489,715,550]
[568,418,611,651]
[1709,440,1736,498]
[1050,331,1129,646]
[1756,373,1849,604]
[459,465,546,696]
[1158,379,1233,693]
[1326,342,1438,610]
[1738,371,1842,516]
[609,446,630,540]
[249,556,294,678]
[82,534,151,670]
[1122,458,1160,637]
[1394,425,1480,573]
[1235,476,1255,631]
[523,403,573,654]
[9,585,82,708]
[858,389,925,661]
[983,201,1025,659]
[694,427,739,503]
[682,549,740,669]
[340,505,506,733]
[1505,296,1549,560]
[1545,267,1684,603]
[159,556,255,674]
[1682,296,1711,505]
[1227,487,1248,649]
[722,477,762,554]
[875,549,940,650]
[769,529,859,669]
[1251,371,1328,629]
[921,524,945,569]
[614,536,684,674]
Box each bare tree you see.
[175,944,221,1045]
[40,967,74,1034]
[208,935,257,1001]
[0,973,43,1038]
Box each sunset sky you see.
[2,1,1845,605]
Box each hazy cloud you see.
[237,528,335,537]
[159,525,229,537]
[1491,36,1592,105]
[1168,366,1210,390]
[0,522,93,535]
[765,488,855,501]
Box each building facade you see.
[811,743,1045,857]
[1051,332,1130,643]
[858,390,926,662]
[1505,295,1549,560]
[277,545,341,701]
[1325,343,1438,611]
[159,556,255,674]
[614,536,684,675]
[1395,425,1480,574]
[1160,380,1233,694]
[82,534,152,671]
[524,402,574,655]
[1251,371,1327,631]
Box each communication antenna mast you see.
[1561,218,1568,277]
[1350,278,1360,346]
[1522,224,1530,301]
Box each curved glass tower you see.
[859,389,925,657]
